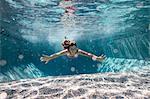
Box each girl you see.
[40,39,106,64]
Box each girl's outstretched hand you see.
[40,54,51,64]
[96,54,106,61]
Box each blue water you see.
[0,0,150,82]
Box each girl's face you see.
[69,45,77,55]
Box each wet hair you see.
[62,40,76,49]
[69,41,77,46]
[65,10,69,13]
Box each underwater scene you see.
[0,0,150,98]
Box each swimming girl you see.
[40,39,106,64]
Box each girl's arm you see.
[78,49,106,61]
[40,49,68,64]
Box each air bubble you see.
[92,65,95,67]
[71,67,75,72]
[113,49,118,53]
[0,60,7,66]
[18,54,24,60]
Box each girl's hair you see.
[62,40,76,49]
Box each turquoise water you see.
[0,0,150,82]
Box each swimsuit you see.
[67,48,78,58]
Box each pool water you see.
[0,0,150,82]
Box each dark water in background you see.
[0,0,150,82]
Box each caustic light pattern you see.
[0,67,150,99]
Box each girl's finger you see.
[40,57,44,61]
[45,61,48,64]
